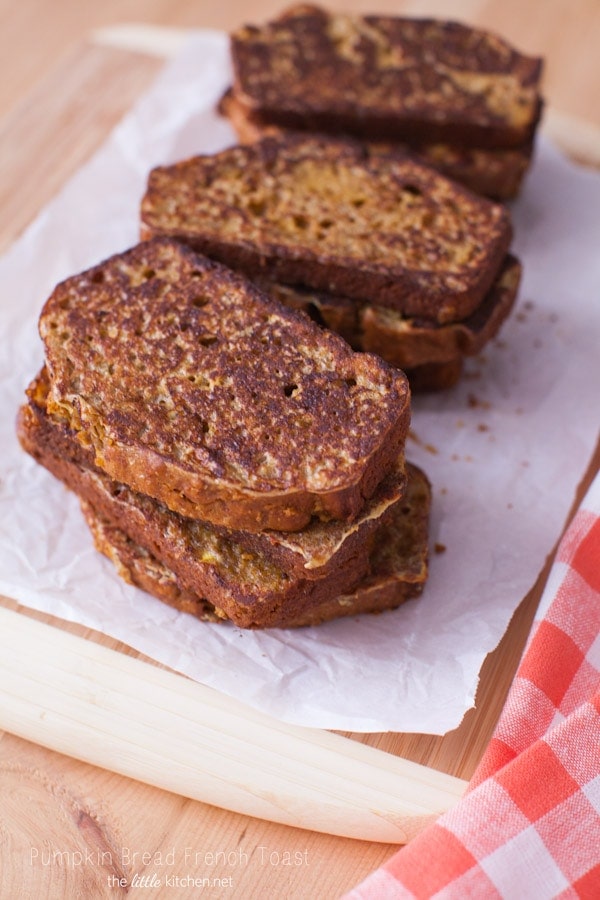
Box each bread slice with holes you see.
[230,5,543,150]
[23,367,408,581]
[219,87,534,201]
[140,135,512,324]
[38,238,411,532]
[79,461,430,628]
[17,393,427,629]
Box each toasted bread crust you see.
[261,254,521,372]
[18,398,426,629]
[407,137,532,201]
[81,462,431,629]
[283,462,430,626]
[141,137,512,323]
[39,238,410,531]
[219,87,533,200]
[17,403,370,627]
[360,254,521,366]
[231,5,543,150]
[81,499,225,624]
[25,367,409,579]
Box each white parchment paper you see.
[1,31,599,733]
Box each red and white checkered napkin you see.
[347,468,600,899]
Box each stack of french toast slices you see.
[222,4,543,202]
[18,238,431,628]
[213,4,544,388]
[18,6,543,628]
[141,134,522,391]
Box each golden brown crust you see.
[285,462,431,626]
[39,238,410,531]
[359,254,521,368]
[219,87,533,201]
[407,138,532,201]
[261,255,521,373]
[82,499,225,624]
[231,5,543,150]
[17,398,427,629]
[141,137,513,323]
[16,403,369,628]
[24,368,408,581]
[81,464,430,629]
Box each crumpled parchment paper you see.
[0,31,598,733]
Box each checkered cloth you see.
[346,468,600,899]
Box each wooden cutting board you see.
[1,30,599,899]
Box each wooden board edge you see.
[0,606,466,845]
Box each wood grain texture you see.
[1,730,401,899]
[0,595,402,897]
[1,2,600,896]
[0,605,466,843]
[0,43,162,254]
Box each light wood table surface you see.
[1,2,599,897]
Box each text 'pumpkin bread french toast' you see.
[38,237,411,532]
[140,136,513,324]
[17,387,428,629]
[230,5,543,150]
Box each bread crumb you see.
[468,393,491,410]
[408,429,439,455]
